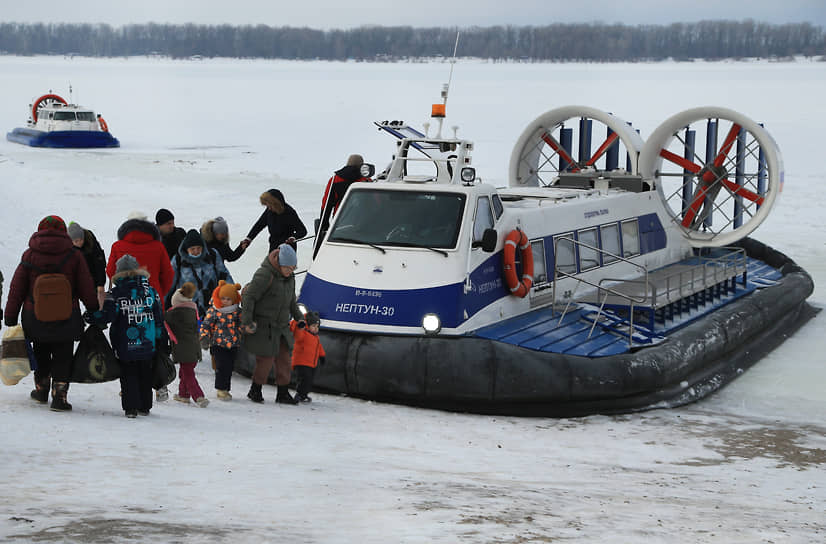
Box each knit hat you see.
[171,282,197,306]
[212,217,229,236]
[127,211,148,221]
[212,280,242,307]
[180,229,205,253]
[155,208,174,225]
[346,153,364,167]
[305,311,321,327]
[277,243,297,267]
[67,221,85,241]
[115,254,140,274]
[38,215,67,232]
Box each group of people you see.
[1,176,348,418]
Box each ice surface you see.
[1,56,824,543]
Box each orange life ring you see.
[98,116,109,132]
[503,228,534,298]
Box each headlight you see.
[460,167,476,184]
[297,303,308,316]
[422,313,441,335]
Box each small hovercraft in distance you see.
[6,92,120,148]
[244,95,815,417]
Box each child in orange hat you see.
[290,311,325,403]
[200,280,243,400]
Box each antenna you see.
[432,31,460,139]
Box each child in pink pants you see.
[164,282,209,407]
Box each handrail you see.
[550,242,748,345]
[552,237,649,345]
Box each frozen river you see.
[0,56,824,542]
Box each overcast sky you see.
[2,0,824,29]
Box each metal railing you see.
[551,238,649,346]
[549,240,748,345]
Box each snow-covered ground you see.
[0,56,824,543]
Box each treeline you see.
[0,20,824,61]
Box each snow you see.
[1,56,825,543]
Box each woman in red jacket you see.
[4,215,99,411]
[106,213,175,305]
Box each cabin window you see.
[472,197,494,244]
[600,223,621,264]
[578,228,600,271]
[621,219,640,257]
[553,232,576,276]
[328,189,466,249]
[76,111,96,121]
[492,194,504,219]
[531,239,547,284]
[53,111,77,121]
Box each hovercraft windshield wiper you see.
[386,242,449,257]
[330,237,386,254]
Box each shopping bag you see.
[71,326,121,383]
[152,349,176,390]
[1,325,32,386]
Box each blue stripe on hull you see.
[7,128,120,148]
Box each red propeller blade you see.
[660,148,701,174]
[680,185,709,228]
[584,132,619,167]
[720,179,765,205]
[541,132,579,172]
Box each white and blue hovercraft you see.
[274,95,815,417]
[6,92,119,148]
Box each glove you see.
[200,337,211,350]
[318,356,326,366]
[297,320,306,329]
[5,315,18,328]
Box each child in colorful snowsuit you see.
[164,282,209,407]
[290,311,325,403]
[99,254,164,418]
[200,280,243,400]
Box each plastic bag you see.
[1,325,32,386]
[71,326,121,383]
[152,349,176,390]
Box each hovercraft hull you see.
[7,127,120,148]
[235,239,816,417]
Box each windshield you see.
[53,111,76,121]
[328,189,466,249]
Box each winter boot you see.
[195,396,210,408]
[276,385,298,405]
[155,386,169,402]
[247,383,264,404]
[216,389,232,401]
[50,382,72,412]
[30,375,51,404]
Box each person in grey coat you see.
[241,243,303,404]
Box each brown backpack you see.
[22,252,74,322]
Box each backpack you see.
[22,252,74,322]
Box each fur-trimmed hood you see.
[200,219,230,245]
[112,267,151,284]
[117,218,161,242]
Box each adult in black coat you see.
[243,189,307,253]
[155,208,187,260]
[68,222,107,308]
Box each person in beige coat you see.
[241,243,303,404]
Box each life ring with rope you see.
[97,115,109,132]
[503,228,534,298]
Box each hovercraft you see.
[240,96,815,417]
[6,92,120,148]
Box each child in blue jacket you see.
[98,254,164,418]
